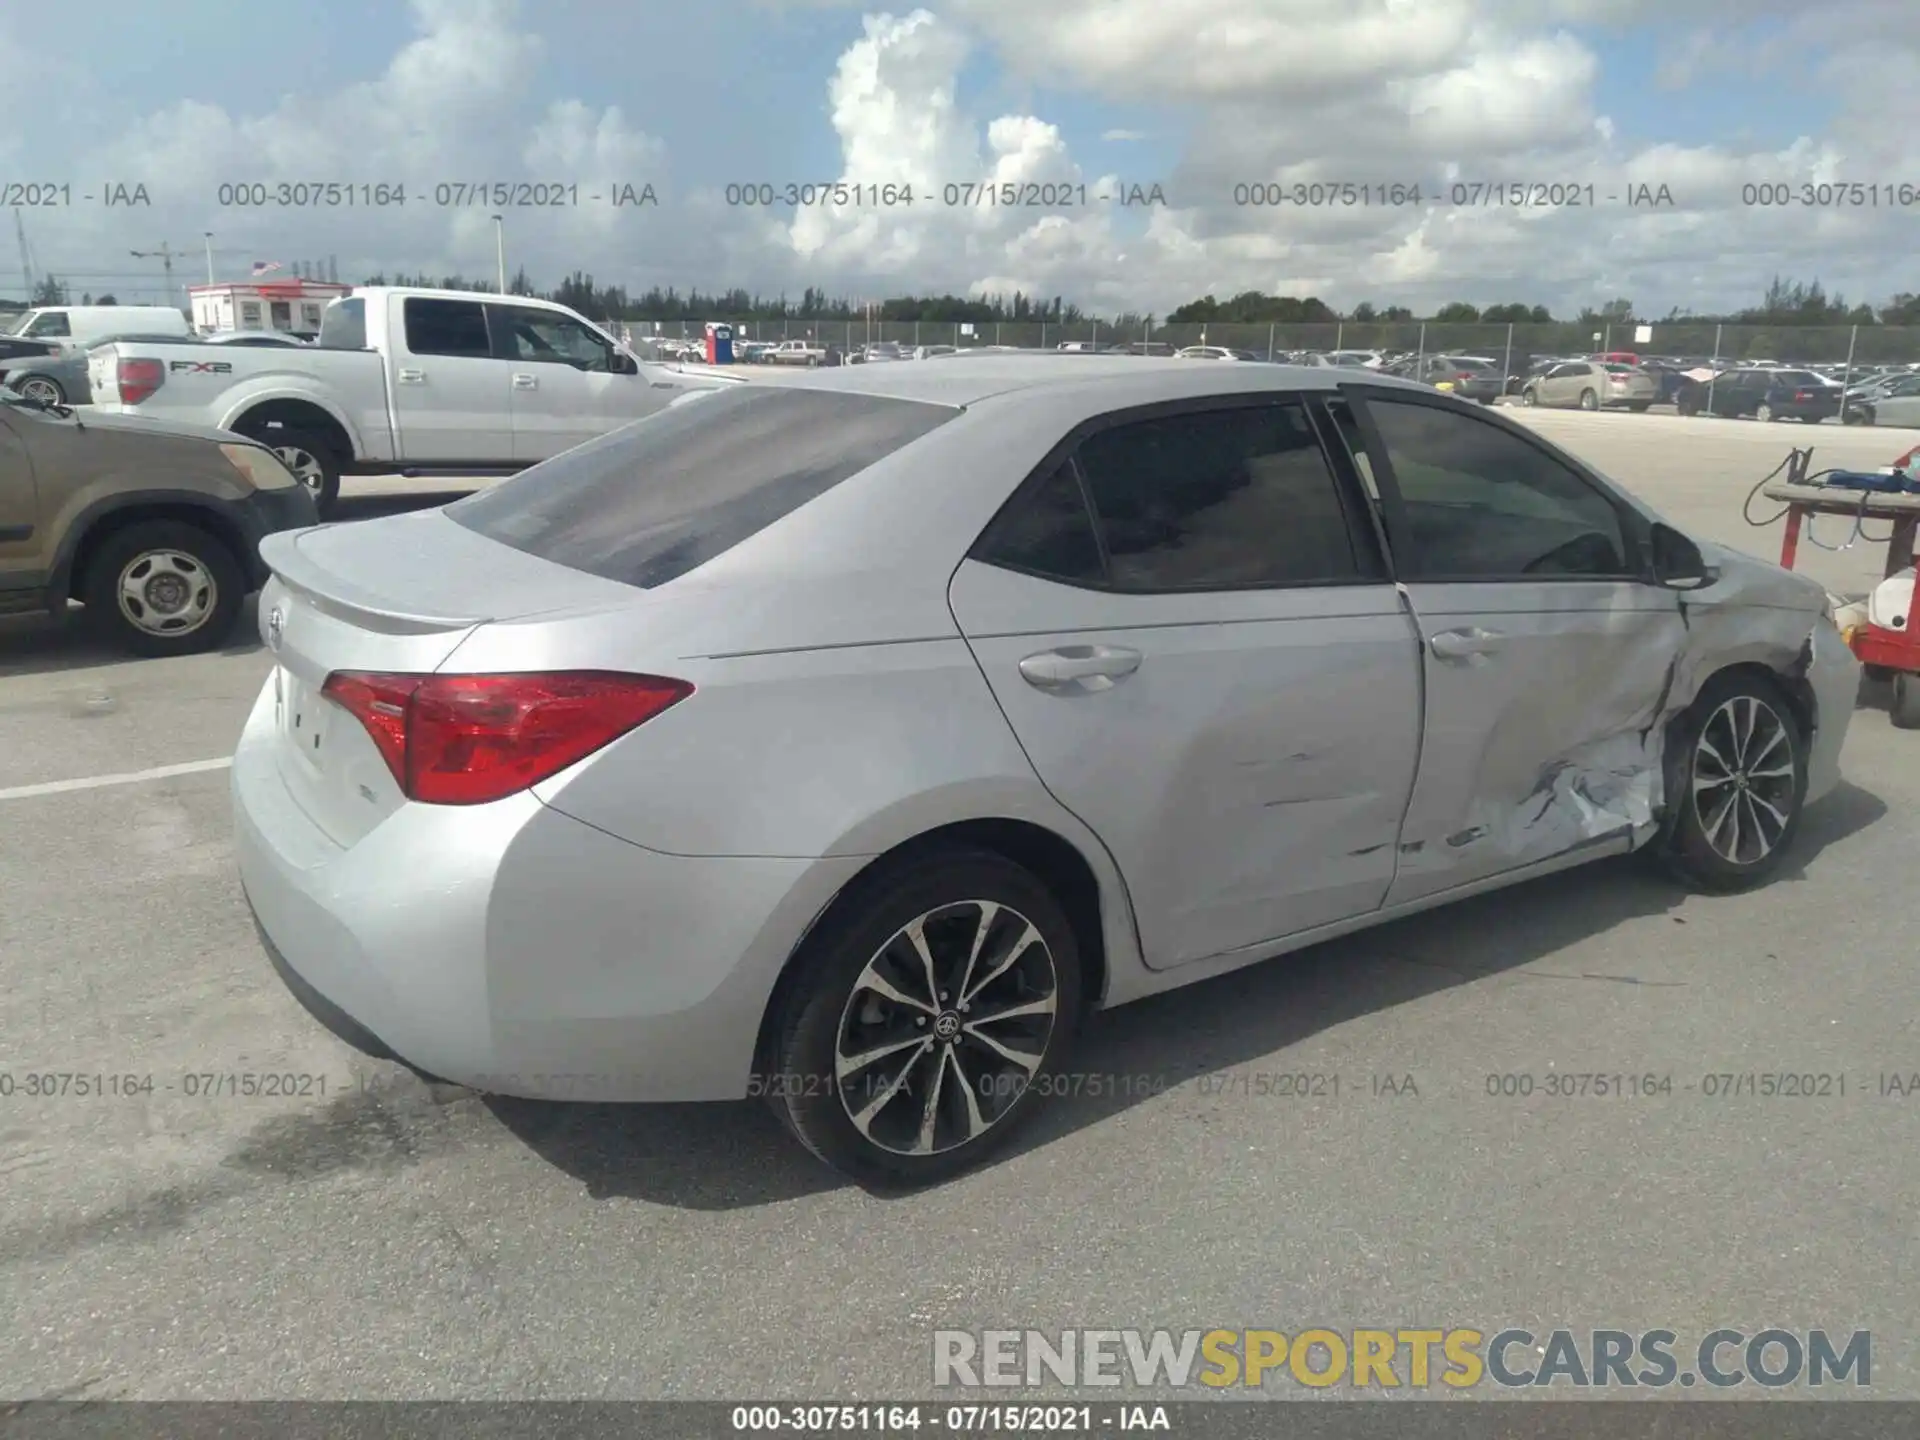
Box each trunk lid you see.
[256,508,647,847]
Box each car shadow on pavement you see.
[0,595,266,678]
[489,777,1887,1209]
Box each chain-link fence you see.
[620,318,1920,368]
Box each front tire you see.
[1655,671,1807,892]
[1520,387,1538,406]
[767,849,1083,1187]
[80,518,245,658]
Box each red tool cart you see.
[1760,446,1920,727]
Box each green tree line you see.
[16,269,1919,330]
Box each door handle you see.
[1018,644,1142,692]
[512,373,538,389]
[397,368,424,383]
[1429,626,1504,661]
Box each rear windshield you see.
[318,299,366,350]
[447,387,958,589]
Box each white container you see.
[1867,567,1916,631]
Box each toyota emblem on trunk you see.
[266,604,285,651]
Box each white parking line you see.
[0,757,233,802]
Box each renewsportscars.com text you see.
[932,1328,1870,1390]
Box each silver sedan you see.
[233,358,1858,1185]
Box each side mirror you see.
[614,353,638,375]
[1651,522,1712,589]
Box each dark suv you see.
[1674,368,1843,422]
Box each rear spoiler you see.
[259,531,491,631]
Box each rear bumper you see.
[231,678,864,1101]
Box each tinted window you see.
[404,298,491,358]
[491,305,613,370]
[319,299,366,349]
[1072,402,1367,590]
[25,313,69,337]
[976,462,1104,583]
[448,388,957,589]
[1364,399,1628,578]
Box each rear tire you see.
[80,518,245,658]
[1757,403,1775,422]
[1653,670,1807,892]
[1520,387,1538,406]
[766,848,1083,1187]
[15,374,65,405]
[1579,389,1598,410]
[238,423,341,516]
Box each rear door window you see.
[447,387,958,589]
[403,298,492,358]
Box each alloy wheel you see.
[1690,694,1796,866]
[18,376,62,405]
[116,548,217,637]
[833,900,1058,1157]
[273,444,327,499]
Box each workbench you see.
[1759,483,1920,580]
[1761,453,1920,724]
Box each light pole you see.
[130,242,184,306]
[202,233,214,284]
[492,215,506,293]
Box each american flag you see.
[250,260,283,278]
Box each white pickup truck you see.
[87,287,742,514]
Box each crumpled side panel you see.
[1389,550,1835,899]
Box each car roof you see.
[745,355,1419,407]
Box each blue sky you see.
[10,0,1915,316]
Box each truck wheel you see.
[270,432,341,515]
[239,424,341,516]
[81,518,245,659]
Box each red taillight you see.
[320,670,692,806]
[1794,390,1812,401]
[117,357,164,405]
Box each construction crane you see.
[14,208,33,300]
[130,241,188,305]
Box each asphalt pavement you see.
[2,413,1918,1402]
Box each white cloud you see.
[15,0,1920,318]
